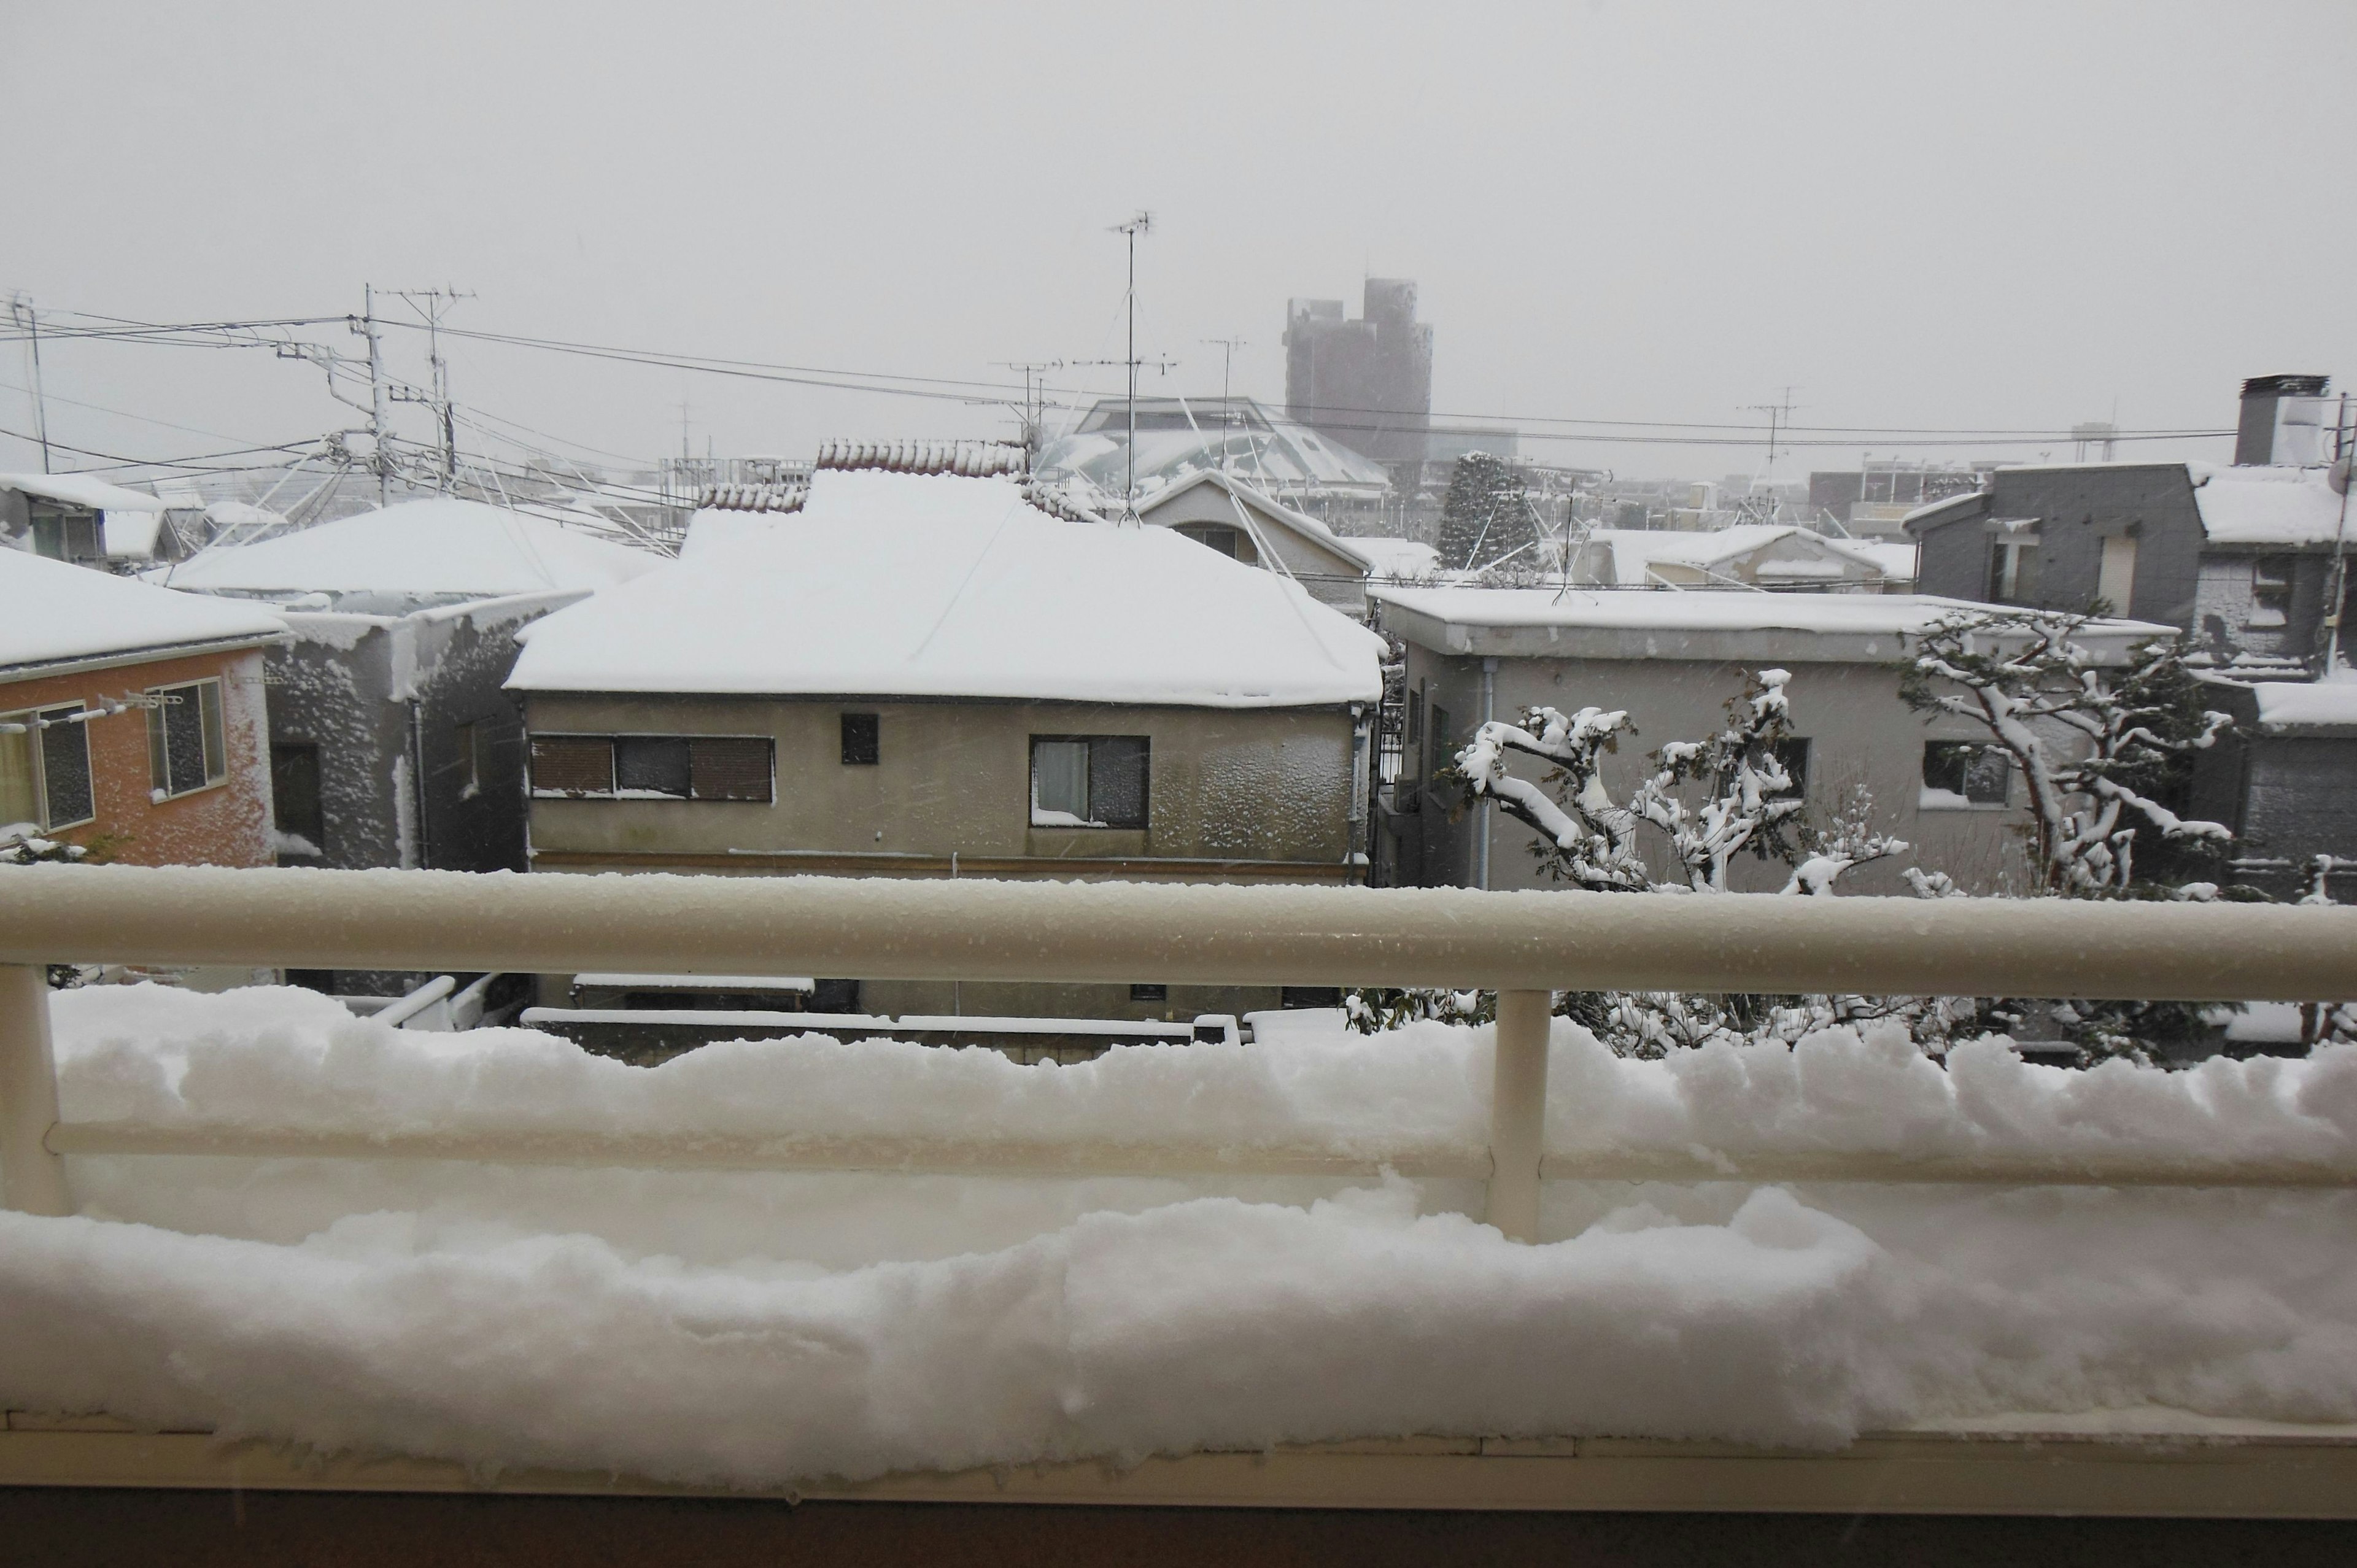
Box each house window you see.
[271,742,325,859]
[1030,735,1150,828]
[1178,523,1240,558]
[146,679,226,800]
[1407,687,1424,748]
[0,705,95,831]
[527,734,774,801]
[1280,986,1344,1009]
[1129,983,1167,1003]
[1768,737,1811,796]
[1922,741,2010,808]
[1428,705,1451,779]
[1986,535,2041,604]
[2251,557,2295,628]
[28,508,102,566]
[454,720,483,800]
[841,713,880,766]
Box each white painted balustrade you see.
[3,865,2356,1237]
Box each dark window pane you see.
[198,680,225,782]
[1428,706,1450,779]
[840,713,879,766]
[529,735,614,795]
[160,684,211,795]
[1130,983,1167,1002]
[1184,525,1239,558]
[1088,736,1150,828]
[1407,688,1423,747]
[614,736,692,797]
[271,742,325,852]
[690,737,773,801]
[810,978,861,1013]
[1924,742,2009,805]
[1280,987,1344,1008]
[1768,737,1809,795]
[38,709,93,827]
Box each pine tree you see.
[1434,452,1538,571]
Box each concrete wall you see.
[0,647,273,867]
[1388,646,2040,897]
[521,693,1364,1020]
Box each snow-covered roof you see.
[1374,586,2174,663]
[1900,492,1989,532]
[2250,676,2357,728]
[1136,469,1377,571]
[1579,525,1802,585]
[2187,463,2355,547]
[0,471,171,513]
[1817,538,1920,579]
[1352,536,1441,581]
[152,498,660,598]
[99,509,168,560]
[0,547,286,675]
[1034,396,1393,506]
[511,469,1386,707]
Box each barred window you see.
[1029,735,1150,829]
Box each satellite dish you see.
[2333,457,2351,496]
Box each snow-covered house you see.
[1565,525,1911,592]
[2188,674,2357,902]
[1133,470,1380,618]
[152,499,657,895]
[1910,378,2355,673]
[2,547,284,867]
[508,468,1388,1021]
[1,471,181,572]
[1370,585,2172,895]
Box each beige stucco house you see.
[1372,585,2172,897]
[509,469,1387,1021]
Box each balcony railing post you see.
[1485,989,1550,1243]
[0,964,71,1216]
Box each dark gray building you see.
[2187,678,2357,902]
[1283,279,1434,475]
[1907,378,2352,674]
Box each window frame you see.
[2250,556,2296,628]
[269,740,327,860]
[526,732,775,803]
[1921,740,2012,809]
[0,702,96,832]
[1986,534,2042,605]
[1028,733,1151,830]
[145,678,228,802]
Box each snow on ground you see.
[2,983,2355,1488]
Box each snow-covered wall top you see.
[2187,463,2356,547]
[0,471,171,514]
[0,548,286,673]
[1374,587,2170,640]
[2251,674,2357,728]
[510,471,1388,708]
[155,498,660,598]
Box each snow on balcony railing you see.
[1,865,2356,1496]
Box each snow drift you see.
[2,985,2353,1489]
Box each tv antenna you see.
[993,359,1064,468]
[1201,336,1248,473]
[1112,212,1153,519]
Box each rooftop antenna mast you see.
[993,359,1064,471]
[1113,211,1153,520]
[1201,336,1247,473]
[6,293,51,474]
[389,287,473,490]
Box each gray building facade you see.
[1284,279,1434,474]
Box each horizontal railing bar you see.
[41,1124,1494,1181]
[42,1122,2357,1189]
[4,865,2355,1000]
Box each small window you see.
[1280,986,1344,1009]
[454,720,482,800]
[841,713,880,766]
[1768,737,1810,796]
[615,735,692,797]
[1922,741,2010,807]
[29,509,103,566]
[1986,536,2041,605]
[1428,705,1451,779]
[2251,557,2294,628]
[1178,524,1240,558]
[687,737,773,801]
[1030,735,1150,828]
[529,735,614,796]
[146,679,226,800]
[1406,687,1424,748]
[0,705,94,830]
[271,742,325,859]
[1129,983,1167,1003]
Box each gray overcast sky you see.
[4,0,2354,482]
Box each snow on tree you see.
[1434,453,1541,572]
[1897,608,2234,898]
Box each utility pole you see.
[355,284,391,506]
[1744,385,1799,474]
[993,360,1064,469]
[1201,336,1247,473]
[1113,211,1152,520]
[390,287,473,489]
[7,294,52,474]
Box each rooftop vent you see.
[2235,374,2334,466]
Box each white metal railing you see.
[3,865,2356,1238]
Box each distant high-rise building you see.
[1283,280,1434,474]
